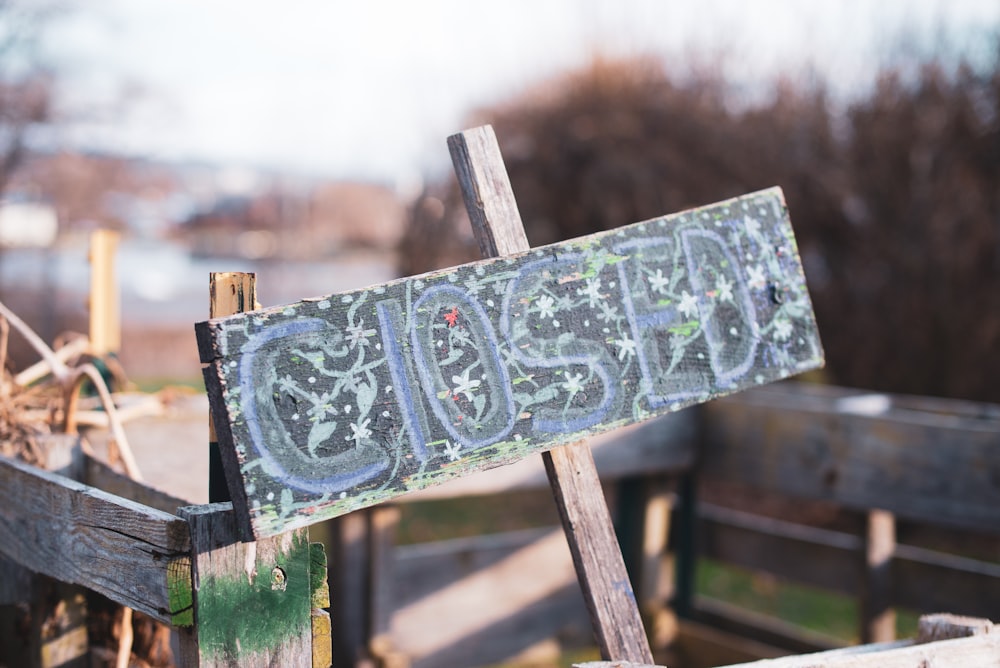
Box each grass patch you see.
[696,558,921,643]
[130,376,205,393]
[397,489,561,545]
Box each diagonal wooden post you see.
[448,124,655,663]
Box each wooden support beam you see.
[447,124,654,663]
[0,455,191,625]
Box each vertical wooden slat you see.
[207,272,256,504]
[861,508,896,643]
[369,505,403,666]
[330,510,370,666]
[447,124,654,663]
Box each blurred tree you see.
[0,0,61,194]
[400,49,1000,402]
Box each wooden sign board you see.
[196,187,823,539]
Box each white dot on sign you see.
[229,361,237,368]
[730,327,738,336]
[340,492,347,499]
[755,374,764,384]
[376,343,382,350]
[486,299,494,307]
[385,385,393,393]
[318,300,331,310]
[584,320,590,327]
[291,413,299,420]
[603,328,610,334]
[609,281,616,288]
[553,320,560,328]
[345,405,352,413]
[436,340,444,348]
[266,491,274,501]
[308,376,316,383]
[382,411,390,418]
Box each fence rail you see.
[1,381,997,666]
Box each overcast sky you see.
[42,0,1000,189]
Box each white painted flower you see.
[613,335,636,360]
[536,294,556,319]
[648,268,669,295]
[773,318,793,341]
[716,274,734,303]
[678,290,700,319]
[744,215,761,236]
[562,373,584,396]
[747,264,767,290]
[451,367,482,401]
[443,440,462,462]
[349,417,372,446]
[346,318,375,348]
[579,278,604,307]
[597,301,620,323]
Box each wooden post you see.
[89,229,120,356]
[447,125,655,663]
[617,475,676,650]
[861,508,895,643]
[208,272,256,503]
[177,504,314,667]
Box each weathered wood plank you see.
[701,387,1000,532]
[197,181,822,538]
[451,124,655,663]
[0,455,191,625]
[404,410,695,501]
[177,503,312,667]
[82,452,191,514]
[717,625,1000,667]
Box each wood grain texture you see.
[197,179,822,539]
[0,455,191,624]
[450,125,652,662]
[718,630,1000,667]
[82,453,191,514]
[177,503,312,667]
[701,385,1000,532]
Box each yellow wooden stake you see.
[89,230,120,356]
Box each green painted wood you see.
[197,186,824,539]
[177,503,312,667]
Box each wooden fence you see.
[351,381,1000,667]
[0,383,995,666]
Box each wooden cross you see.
[196,125,824,662]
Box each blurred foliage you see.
[401,49,1000,402]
